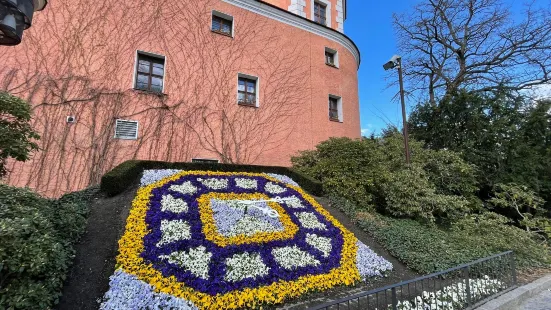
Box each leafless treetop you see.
[394,0,551,105]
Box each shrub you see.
[292,135,478,221]
[489,183,551,239]
[0,185,95,309]
[100,160,323,197]
[329,196,550,273]
[292,137,380,208]
[0,92,40,177]
[422,149,479,197]
[381,166,470,222]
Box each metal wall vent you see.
[114,119,139,140]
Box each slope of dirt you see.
[56,184,417,310]
[56,183,139,310]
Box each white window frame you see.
[212,10,235,38]
[132,50,167,93]
[329,94,343,122]
[324,47,339,68]
[237,73,260,107]
[312,0,332,28]
[114,119,139,140]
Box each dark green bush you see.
[292,135,479,221]
[381,166,470,221]
[328,196,550,273]
[100,160,323,197]
[0,185,96,309]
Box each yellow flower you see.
[114,170,361,309]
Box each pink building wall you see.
[1,0,360,197]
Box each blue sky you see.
[343,0,548,136]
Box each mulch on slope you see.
[56,183,139,310]
[55,184,417,310]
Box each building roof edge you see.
[222,0,361,69]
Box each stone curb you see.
[476,274,551,310]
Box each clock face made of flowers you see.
[102,170,392,310]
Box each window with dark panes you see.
[238,77,257,106]
[212,15,232,36]
[325,51,335,66]
[135,53,165,93]
[314,2,327,25]
[329,97,339,120]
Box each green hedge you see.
[100,160,324,197]
[328,196,551,274]
[0,185,96,309]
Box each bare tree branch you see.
[394,0,551,105]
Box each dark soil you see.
[55,186,418,310]
[56,183,139,310]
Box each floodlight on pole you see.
[383,55,411,164]
[0,0,48,46]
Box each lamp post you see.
[0,0,48,46]
[383,55,411,164]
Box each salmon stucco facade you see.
[1,0,360,197]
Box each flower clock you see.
[100,170,393,309]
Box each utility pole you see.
[396,57,411,164]
[383,55,411,164]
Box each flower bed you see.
[101,170,392,309]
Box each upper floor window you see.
[135,52,165,93]
[325,51,335,65]
[325,47,339,68]
[238,75,258,106]
[329,95,342,122]
[212,11,233,37]
[314,1,327,25]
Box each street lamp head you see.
[383,55,402,71]
[0,0,47,46]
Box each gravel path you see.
[519,289,551,310]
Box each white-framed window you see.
[237,73,260,107]
[133,50,166,93]
[212,10,234,37]
[114,119,139,140]
[192,158,220,163]
[328,95,343,122]
[312,0,331,27]
[325,47,339,68]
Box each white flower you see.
[100,269,198,310]
[141,169,183,186]
[169,181,197,195]
[283,196,305,209]
[355,241,393,280]
[198,178,228,189]
[266,174,300,187]
[394,276,505,310]
[160,195,188,213]
[159,246,212,280]
[225,252,270,282]
[296,212,326,230]
[235,178,257,189]
[306,233,332,257]
[226,215,281,237]
[157,219,191,246]
[272,246,320,270]
[265,182,287,194]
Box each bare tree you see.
[393,0,551,105]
